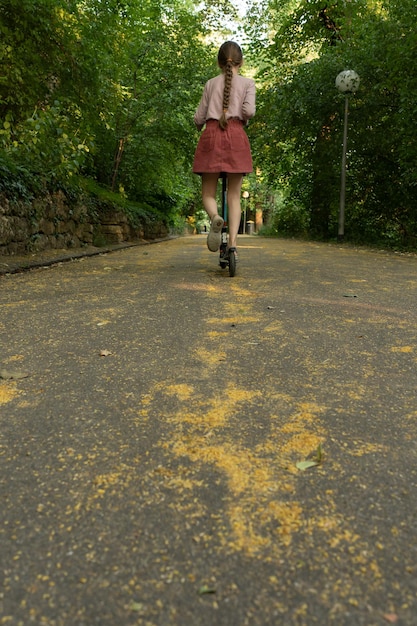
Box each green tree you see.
[247,0,417,246]
[0,0,214,219]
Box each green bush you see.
[0,151,39,201]
[264,200,309,238]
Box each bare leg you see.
[226,174,244,249]
[202,173,224,252]
[201,173,220,220]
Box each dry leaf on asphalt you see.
[0,369,29,380]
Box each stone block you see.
[69,235,81,248]
[39,218,55,236]
[30,221,40,235]
[101,224,124,243]
[33,198,47,220]
[10,216,29,242]
[57,220,69,234]
[66,220,76,235]
[55,235,67,249]
[72,204,88,222]
[7,242,26,255]
[75,223,93,240]
[0,216,13,245]
[100,211,127,225]
[30,234,50,251]
[52,191,68,219]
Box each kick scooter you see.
[218,173,237,278]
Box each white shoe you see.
[207,215,224,252]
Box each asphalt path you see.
[1,236,417,625]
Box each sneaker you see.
[207,215,224,252]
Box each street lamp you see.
[242,190,249,233]
[335,70,360,241]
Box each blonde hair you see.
[217,41,243,130]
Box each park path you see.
[1,236,417,625]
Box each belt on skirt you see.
[206,117,244,124]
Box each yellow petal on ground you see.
[163,384,194,401]
[0,382,20,405]
[391,346,413,353]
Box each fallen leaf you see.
[99,350,112,357]
[198,585,216,595]
[0,369,29,380]
[296,460,319,471]
[383,614,399,624]
[296,444,323,471]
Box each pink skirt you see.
[193,119,253,175]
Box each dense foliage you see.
[0,0,230,223]
[1,0,417,247]
[245,0,417,247]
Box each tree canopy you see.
[245,0,417,246]
[1,0,417,247]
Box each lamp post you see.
[335,70,360,241]
[242,190,249,233]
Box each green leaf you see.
[296,460,319,471]
[198,585,216,595]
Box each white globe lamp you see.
[336,70,360,94]
[336,70,360,240]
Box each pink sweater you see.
[194,73,256,130]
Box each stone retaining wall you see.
[0,190,169,255]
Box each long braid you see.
[219,61,234,130]
[217,41,243,130]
